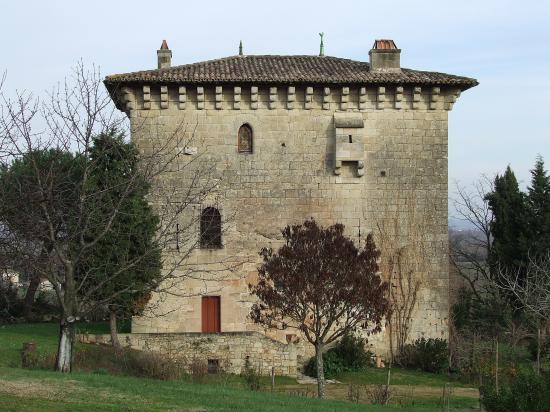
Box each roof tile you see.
[105,55,477,90]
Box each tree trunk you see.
[56,317,76,372]
[22,273,40,320]
[536,325,541,376]
[315,343,326,399]
[109,309,120,348]
[495,336,499,395]
[56,262,77,373]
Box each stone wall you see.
[113,82,461,358]
[78,331,298,376]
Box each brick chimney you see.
[369,39,401,72]
[157,40,172,69]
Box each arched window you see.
[238,124,253,153]
[200,207,222,249]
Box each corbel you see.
[376,86,385,110]
[160,86,168,109]
[430,87,440,110]
[233,86,241,110]
[250,86,258,110]
[178,86,186,110]
[341,86,349,110]
[395,86,403,110]
[215,86,223,110]
[413,86,421,110]
[122,87,135,113]
[359,87,367,111]
[445,89,461,111]
[322,87,330,110]
[287,86,295,110]
[305,86,313,110]
[142,85,150,110]
[269,87,277,109]
[197,86,204,110]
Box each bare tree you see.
[499,254,550,374]
[0,64,236,372]
[375,184,436,362]
[450,177,494,297]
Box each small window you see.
[238,124,253,153]
[208,359,220,374]
[200,207,222,249]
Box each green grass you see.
[338,367,470,388]
[0,322,479,411]
[0,321,122,367]
[0,367,475,412]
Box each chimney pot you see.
[369,39,401,72]
[157,40,172,69]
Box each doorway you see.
[201,296,221,333]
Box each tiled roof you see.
[104,55,478,90]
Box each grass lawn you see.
[0,367,477,412]
[338,368,470,388]
[0,321,119,367]
[0,322,480,411]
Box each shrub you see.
[0,274,23,323]
[398,337,448,373]
[452,333,532,383]
[187,357,208,383]
[304,334,373,379]
[119,349,185,380]
[241,365,261,391]
[367,384,392,405]
[480,372,550,412]
[528,336,550,362]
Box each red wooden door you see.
[201,296,221,333]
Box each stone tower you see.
[104,39,477,372]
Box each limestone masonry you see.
[98,39,478,375]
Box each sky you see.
[1,0,549,221]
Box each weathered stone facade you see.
[103,40,477,374]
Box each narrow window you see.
[238,124,253,153]
[348,135,353,143]
[200,207,222,248]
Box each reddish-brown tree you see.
[250,219,389,398]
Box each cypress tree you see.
[486,166,529,278]
[526,156,550,257]
[77,130,162,345]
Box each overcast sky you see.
[1,0,549,219]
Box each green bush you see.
[0,276,23,323]
[241,365,261,391]
[398,337,448,373]
[480,372,550,412]
[304,334,373,379]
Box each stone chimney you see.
[157,40,172,69]
[369,39,401,72]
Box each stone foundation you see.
[78,331,297,377]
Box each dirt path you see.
[274,382,479,402]
[0,378,78,400]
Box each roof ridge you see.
[168,54,364,67]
